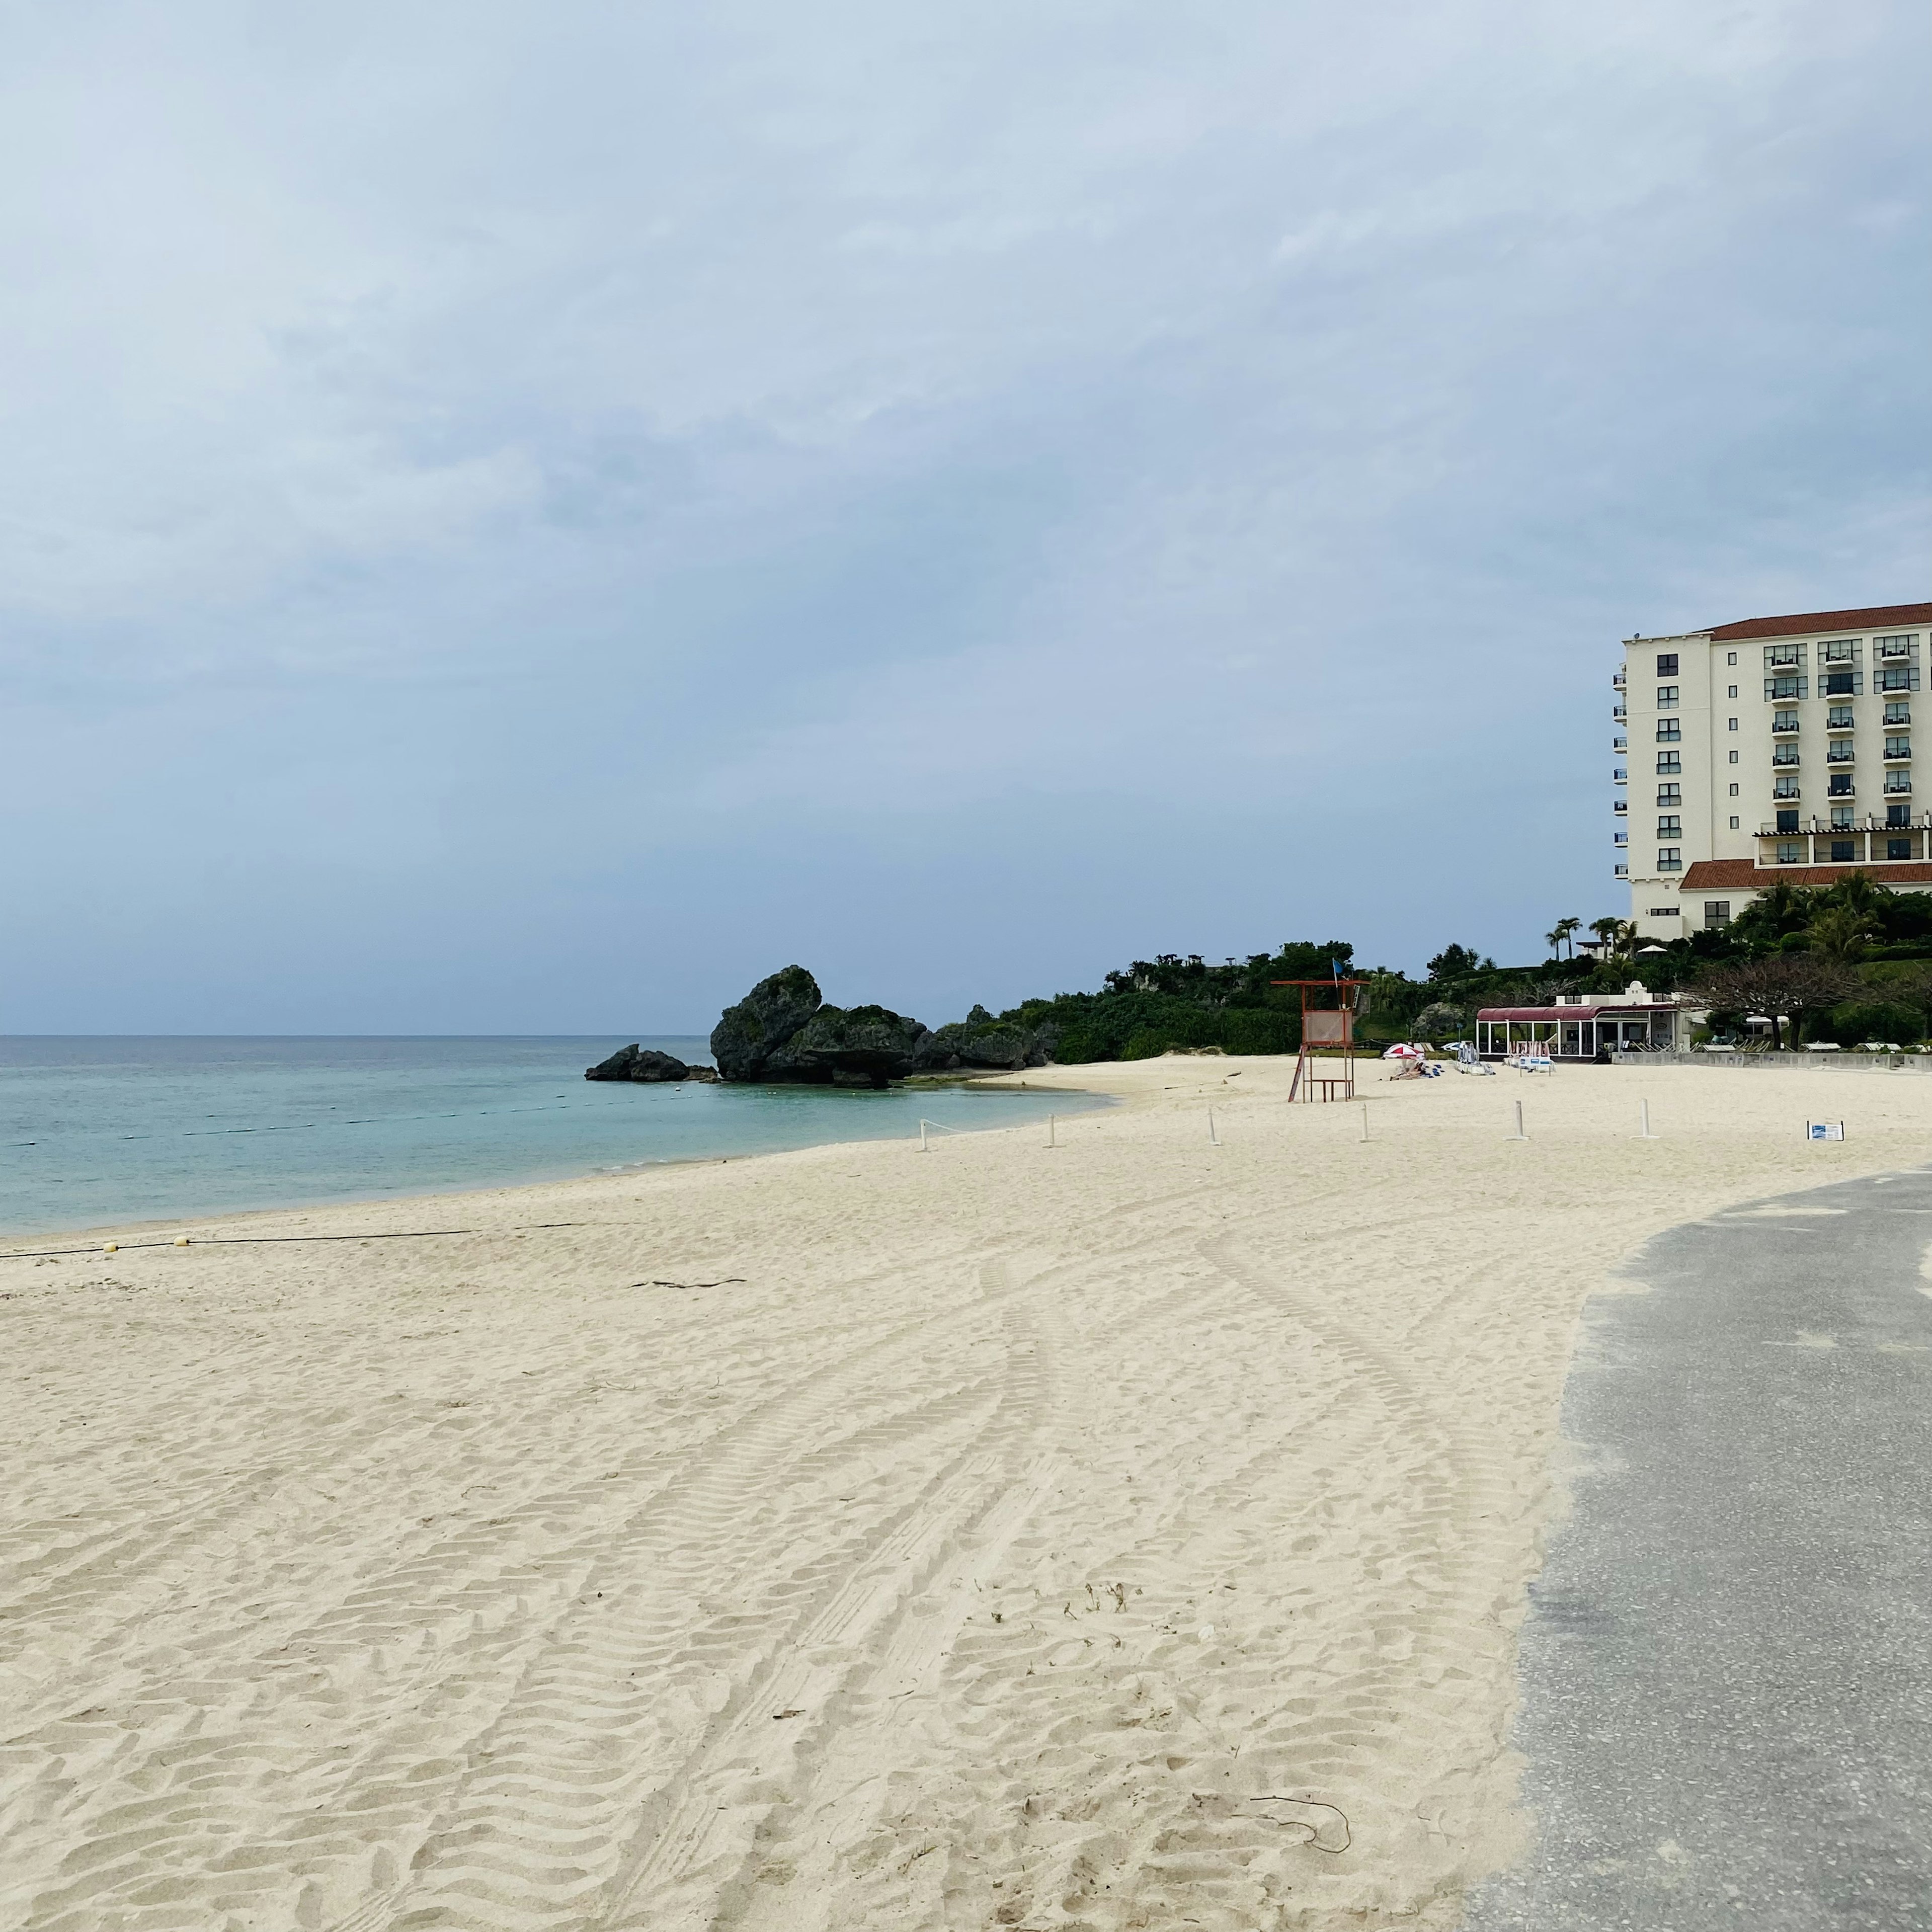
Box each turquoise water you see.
[0,1038,1101,1239]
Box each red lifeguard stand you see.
[1275,978,1369,1102]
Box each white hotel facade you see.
[1618,601,1932,942]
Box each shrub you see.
[1822,1000,1923,1047]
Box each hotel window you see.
[1772,777,1799,799]
[1776,809,1801,832]
[1875,633,1919,662]
[1822,670,1860,696]
[1817,638,1861,665]
[1657,815,1682,836]
[1830,806,1856,828]
[1727,652,1737,665]
[1831,839,1857,862]
[1704,901,1732,928]
[1887,802,1911,827]
[1655,653,1678,676]
[1728,782,1740,795]
[1885,702,1911,725]
[1890,839,1914,860]
[1656,751,1680,773]
[1828,773,1855,795]
[1656,782,1681,804]
[1827,739,1854,763]
[1766,674,1807,700]
[1777,841,1803,863]
[1827,705,1855,729]
[1878,666,1918,692]
[1648,906,1679,918]
[1886,737,1912,759]
[1728,717,1739,731]
[1886,771,1912,794]
[1764,644,1804,668]
[1657,847,1682,871]
[1656,720,1681,742]
[1772,709,1799,732]
[1729,749,1739,763]
[1729,815,1740,829]
[1656,686,1679,708]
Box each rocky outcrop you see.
[584,1045,710,1083]
[710,967,827,1081]
[772,1004,933,1087]
[708,973,1057,1086]
[913,1004,1056,1072]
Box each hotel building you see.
[1618,601,1932,942]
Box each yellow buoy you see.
[175,1236,191,1247]
[103,1242,118,1254]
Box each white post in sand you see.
[920,1119,929,1153]
[1209,1106,1221,1146]
[1640,1099,1658,1140]
[1360,1102,1371,1142]
[1048,1112,1056,1148]
[1506,1099,1527,1141]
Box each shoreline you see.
[0,1067,1108,1250]
[5,1055,1927,1928]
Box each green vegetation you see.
[992,942,1358,1064]
[1011,875,1932,1067]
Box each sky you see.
[3,0,1927,1033]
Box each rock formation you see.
[709,966,827,1081]
[708,973,1056,1086]
[584,1045,717,1083]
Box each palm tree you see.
[1546,917,1581,961]
[1807,903,1875,961]
[1588,916,1623,954]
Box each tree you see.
[1587,916,1624,956]
[1732,881,1818,948]
[1807,903,1875,962]
[1547,916,1581,960]
[1693,954,1859,1050]
[1427,943,1483,983]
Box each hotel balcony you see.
[1770,749,1800,768]
[1613,799,1627,815]
[1818,641,1859,666]
[1614,863,1628,877]
[1613,766,1627,783]
[1613,734,1627,751]
[1758,811,1932,835]
[1614,831,1628,846]
[1765,645,1803,668]
[1772,717,1800,736]
[1612,669,1627,688]
[1825,748,1855,764]
[1886,775,1913,795]
[1876,639,1914,662]
[1612,703,1627,721]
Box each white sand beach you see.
[4,1055,1927,1932]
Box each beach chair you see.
[1455,1041,1495,1076]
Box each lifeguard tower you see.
[1276,977,1369,1102]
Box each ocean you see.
[0,1037,1100,1239]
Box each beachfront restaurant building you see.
[1476,991,1684,1061]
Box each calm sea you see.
[0,1037,1099,1239]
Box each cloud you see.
[0,0,1925,1027]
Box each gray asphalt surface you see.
[1462,1165,1932,1931]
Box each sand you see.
[3,1053,1927,1931]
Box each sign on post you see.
[1806,1121,1845,1141]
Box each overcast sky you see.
[4,1,1926,1032]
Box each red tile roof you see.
[1704,602,1932,642]
[1680,857,1932,890]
